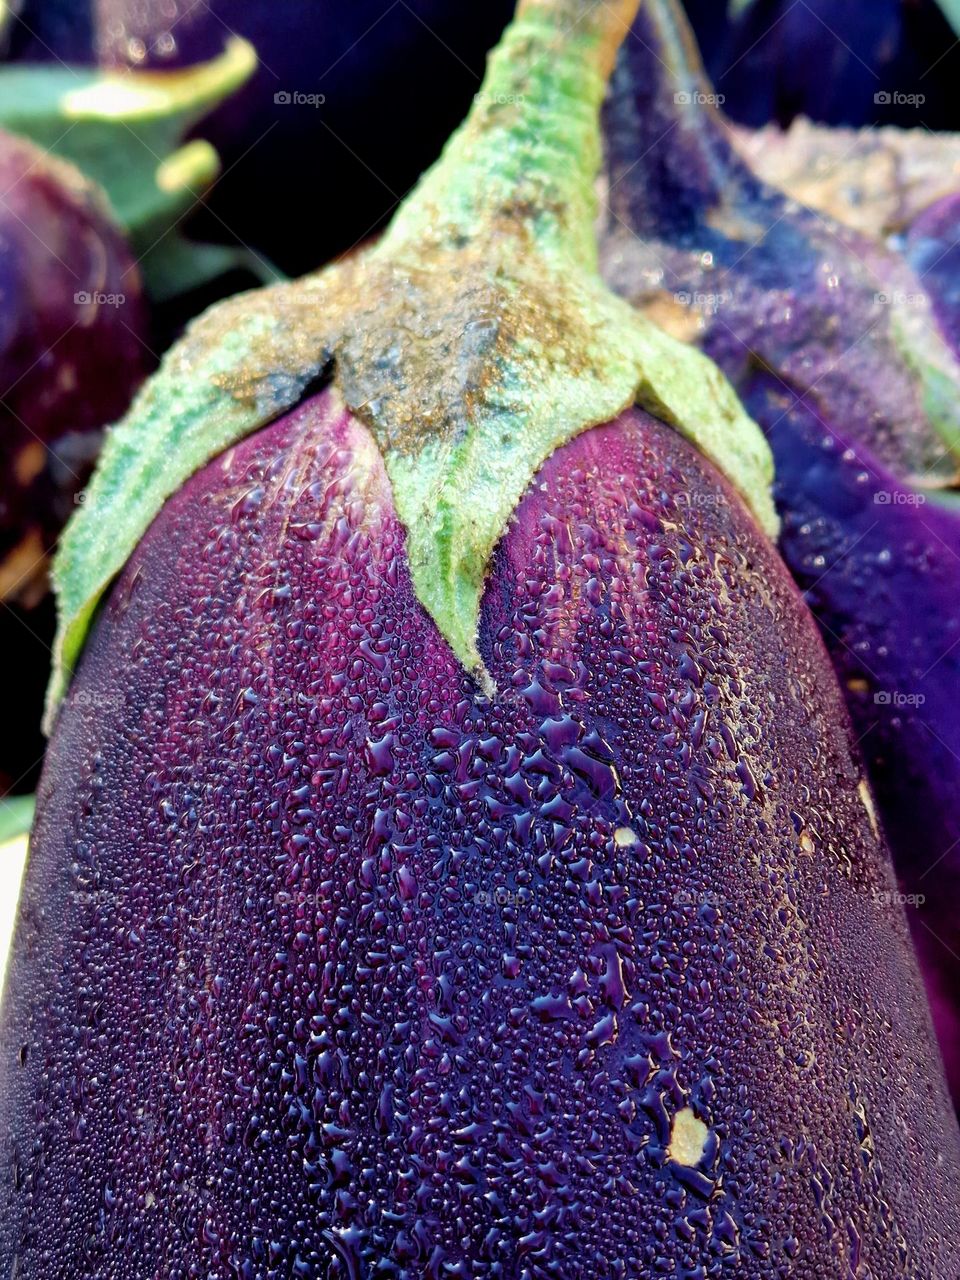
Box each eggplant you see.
[730,120,960,362]
[0,130,146,797]
[3,0,959,1272]
[0,129,147,605]
[7,390,960,1276]
[601,0,960,1103]
[0,31,262,308]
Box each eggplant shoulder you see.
[2,388,958,1277]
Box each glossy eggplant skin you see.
[3,389,958,1277]
[0,130,147,604]
[601,2,960,1105]
[751,371,960,1089]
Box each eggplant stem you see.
[517,0,643,77]
[383,0,642,272]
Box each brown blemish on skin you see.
[637,293,704,344]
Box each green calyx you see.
[0,793,34,846]
[889,304,960,472]
[0,38,276,300]
[936,0,960,38]
[46,0,776,729]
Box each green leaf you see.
[891,302,960,468]
[0,37,260,298]
[0,794,34,845]
[935,0,960,37]
[47,0,776,728]
[138,219,286,302]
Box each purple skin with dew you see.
[753,372,960,1087]
[2,388,959,1275]
[0,130,147,605]
[601,0,960,1102]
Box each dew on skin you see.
[1,392,955,1277]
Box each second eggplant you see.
[601,0,960,1102]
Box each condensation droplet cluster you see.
[2,390,957,1277]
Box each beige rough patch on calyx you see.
[732,118,960,237]
[635,292,704,343]
[668,1107,710,1166]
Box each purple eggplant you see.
[0,129,146,797]
[5,387,960,1275]
[0,129,147,604]
[3,0,959,1271]
[601,0,960,1101]
[730,119,960,361]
